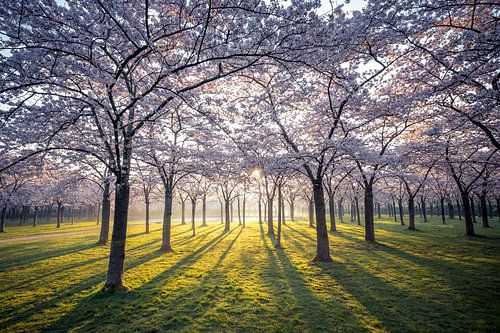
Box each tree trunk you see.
[145,200,150,234]
[281,197,285,226]
[97,202,101,225]
[312,180,332,262]
[224,199,230,232]
[487,199,493,219]
[398,200,404,225]
[364,185,375,241]
[496,197,500,222]
[338,197,344,223]
[160,183,174,252]
[258,198,262,224]
[480,194,489,228]
[267,198,274,235]
[408,196,416,230]
[308,198,314,228]
[290,200,295,221]
[181,201,186,224]
[104,178,131,289]
[276,187,282,248]
[242,196,246,228]
[328,194,336,233]
[456,198,462,220]
[0,205,6,233]
[448,201,455,219]
[237,197,242,226]
[98,179,111,245]
[440,197,446,224]
[191,199,196,236]
[56,203,62,228]
[377,202,381,219]
[202,194,207,227]
[421,195,427,222]
[470,197,477,223]
[355,197,361,226]
[220,201,224,224]
[462,192,475,236]
[33,206,39,227]
[393,198,398,222]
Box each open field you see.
[1,216,499,332]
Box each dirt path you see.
[0,228,100,244]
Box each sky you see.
[319,0,367,16]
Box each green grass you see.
[0,215,499,332]
[0,219,99,239]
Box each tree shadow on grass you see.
[43,226,241,332]
[0,238,98,272]
[323,232,500,332]
[258,223,370,332]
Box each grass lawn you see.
[0,219,100,239]
[0,215,499,332]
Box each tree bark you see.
[98,179,111,245]
[377,202,381,219]
[421,195,427,222]
[462,192,475,236]
[308,198,314,228]
[145,200,150,234]
[480,194,489,228]
[355,196,361,226]
[237,197,242,226]
[267,198,274,235]
[258,198,262,224]
[191,198,196,236]
[328,194,336,233]
[33,206,39,227]
[0,205,6,233]
[224,199,230,232]
[470,197,477,223]
[290,200,295,221]
[242,196,246,228]
[202,194,207,227]
[181,200,186,224]
[364,185,375,241]
[398,199,404,225]
[440,197,446,225]
[160,182,174,252]
[104,179,131,289]
[456,198,462,220]
[56,203,62,228]
[276,187,282,248]
[408,196,416,230]
[312,180,332,262]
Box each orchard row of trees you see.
[1,0,498,289]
